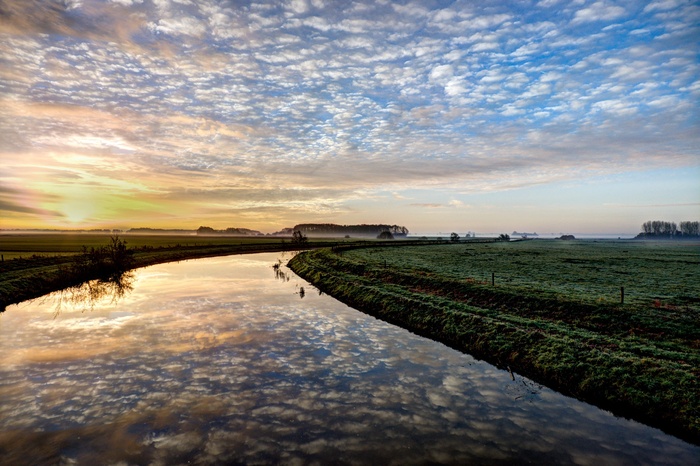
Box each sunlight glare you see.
[60,197,96,224]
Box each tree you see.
[498,233,510,241]
[450,232,460,243]
[292,223,409,237]
[291,230,308,244]
[107,235,132,272]
[639,220,694,237]
[680,221,700,236]
[377,231,394,239]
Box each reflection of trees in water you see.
[273,258,314,299]
[53,271,134,317]
[505,374,543,402]
[272,259,290,282]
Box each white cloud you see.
[429,64,453,83]
[392,2,430,18]
[64,0,83,10]
[572,1,626,23]
[286,0,309,15]
[643,0,685,13]
[501,104,526,116]
[1,0,698,230]
[648,95,678,107]
[537,0,562,7]
[148,17,207,37]
[592,99,636,116]
[444,78,468,97]
[110,0,144,5]
[468,14,511,30]
[470,41,500,52]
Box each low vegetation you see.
[288,240,700,445]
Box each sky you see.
[1,0,698,236]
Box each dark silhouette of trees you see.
[680,221,700,236]
[197,226,263,236]
[293,223,409,237]
[377,231,394,239]
[291,230,308,245]
[639,220,699,238]
[69,236,132,284]
[450,232,460,242]
[108,235,132,272]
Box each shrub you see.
[291,230,308,244]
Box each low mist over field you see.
[1,0,698,233]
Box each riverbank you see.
[0,234,448,311]
[287,246,700,445]
[0,239,325,311]
[4,236,698,445]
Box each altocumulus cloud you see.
[0,0,698,230]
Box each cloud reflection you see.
[0,254,697,465]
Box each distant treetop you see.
[293,223,409,237]
[637,220,699,238]
[196,226,263,236]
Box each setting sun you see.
[59,197,96,225]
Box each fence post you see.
[620,286,624,305]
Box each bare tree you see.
[291,230,308,245]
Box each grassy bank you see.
[0,234,344,310]
[287,242,700,445]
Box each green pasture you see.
[0,233,335,260]
[344,239,700,310]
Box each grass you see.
[287,239,700,445]
[0,233,315,260]
[345,239,700,310]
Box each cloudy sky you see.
[1,0,698,235]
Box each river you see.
[0,253,697,465]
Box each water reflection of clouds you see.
[1,253,698,465]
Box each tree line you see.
[196,226,264,236]
[293,223,409,237]
[639,220,699,238]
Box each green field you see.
[0,233,300,260]
[288,239,700,444]
[345,239,700,310]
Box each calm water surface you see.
[0,253,698,465]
